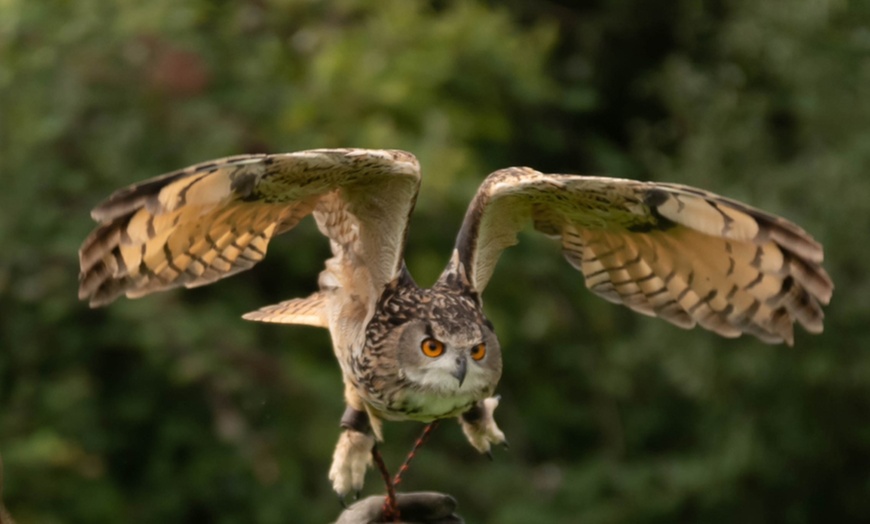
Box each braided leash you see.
[371,444,400,522]
[393,421,440,488]
[372,421,441,523]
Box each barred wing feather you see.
[78,149,421,308]
[446,168,832,346]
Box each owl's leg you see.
[329,406,376,498]
[459,396,507,457]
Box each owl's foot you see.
[329,407,376,498]
[459,396,507,456]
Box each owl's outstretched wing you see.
[79,149,421,308]
[441,167,832,345]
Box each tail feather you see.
[242,292,329,328]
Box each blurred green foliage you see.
[1,0,869,522]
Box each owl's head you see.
[385,289,502,399]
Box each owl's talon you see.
[485,450,494,461]
[460,396,507,456]
[329,428,375,497]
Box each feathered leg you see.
[329,405,376,499]
[459,396,507,457]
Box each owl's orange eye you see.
[421,338,445,358]
[471,343,487,361]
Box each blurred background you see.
[1,0,869,522]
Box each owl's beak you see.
[452,355,468,387]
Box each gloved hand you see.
[334,492,463,524]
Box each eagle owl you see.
[78,149,832,497]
